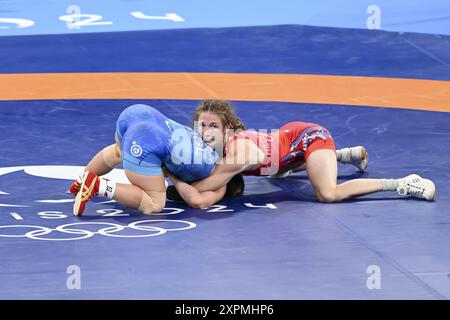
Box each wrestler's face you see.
[197,112,225,151]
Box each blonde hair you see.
[193,99,245,131]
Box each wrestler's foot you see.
[397,174,436,201]
[73,171,100,216]
[337,146,368,173]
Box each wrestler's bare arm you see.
[193,139,264,192]
[166,171,226,208]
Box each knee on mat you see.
[139,203,164,215]
[316,188,340,203]
[138,191,165,214]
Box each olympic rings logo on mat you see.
[0,220,196,241]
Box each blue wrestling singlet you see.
[115,104,219,182]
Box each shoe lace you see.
[406,182,425,195]
[81,180,99,201]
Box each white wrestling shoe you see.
[269,169,293,179]
[397,174,436,201]
[338,146,369,173]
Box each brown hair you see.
[193,99,245,131]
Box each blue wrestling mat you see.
[0,24,449,300]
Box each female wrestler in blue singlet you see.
[69,104,222,216]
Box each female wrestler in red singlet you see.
[166,100,435,208]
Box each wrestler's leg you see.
[84,143,122,176]
[306,149,382,202]
[306,149,436,202]
[113,170,166,214]
[73,169,166,216]
[68,143,121,195]
[278,145,367,176]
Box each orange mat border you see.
[1,72,449,112]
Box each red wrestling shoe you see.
[67,172,85,196]
[68,179,81,196]
[73,171,100,216]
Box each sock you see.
[76,171,84,184]
[381,179,399,191]
[98,177,116,199]
[336,149,342,161]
